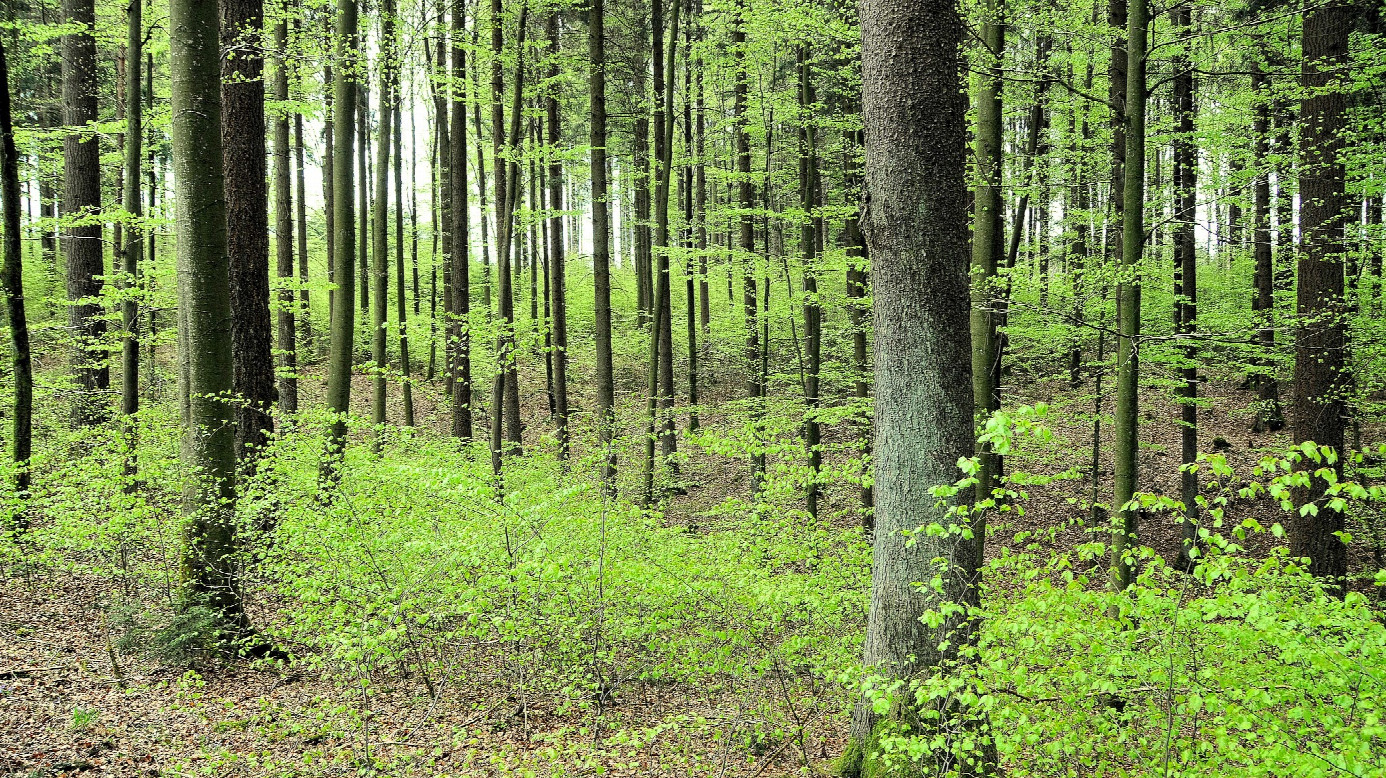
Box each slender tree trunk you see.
[170,0,246,628]
[395,42,414,427]
[969,0,1005,506]
[546,11,570,460]
[273,13,298,415]
[798,46,821,520]
[732,0,763,493]
[324,59,336,322]
[122,0,143,439]
[359,83,371,320]
[371,0,395,441]
[683,0,699,433]
[0,39,34,535]
[295,72,313,350]
[846,0,988,770]
[324,0,359,469]
[62,0,108,426]
[470,31,493,314]
[1111,0,1146,596]
[590,0,617,490]
[1292,0,1351,588]
[1171,4,1197,567]
[450,0,473,439]
[1250,64,1284,433]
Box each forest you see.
[1,0,1385,773]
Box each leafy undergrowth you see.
[2,400,1385,776]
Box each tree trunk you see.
[324,0,359,469]
[223,0,276,464]
[122,0,143,436]
[273,14,298,415]
[1250,64,1284,433]
[169,0,246,628]
[799,45,821,520]
[846,0,988,771]
[969,0,1005,506]
[0,38,34,535]
[395,44,414,427]
[62,0,108,426]
[546,11,570,460]
[732,0,764,493]
[1292,0,1351,588]
[371,1,395,441]
[323,59,336,322]
[1111,0,1146,596]
[590,0,617,491]
[1171,4,1197,568]
[450,0,473,439]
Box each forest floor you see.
[3,355,1383,777]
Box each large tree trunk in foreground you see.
[223,0,276,464]
[1292,1,1351,588]
[62,0,108,426]
[169,0,246,628]
[844,0,989,774]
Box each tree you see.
[325,0,360,469]
[844,0,989,773]
[590,0,617,490]
[371,0,396,442]
[1291,0,1352,588]
[732,0,763,493]
[121,0,144,432]
[1171,2,1197,568]
[0,37,33,536]
[970,0,1004,506]
[450,0,472,439]
[273,4,298,415]
[546,11,570,461]
[62,0,108,426]
[169,0,246,628]
[798,45,822,520]
[223,0,276,464]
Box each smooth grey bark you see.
[844,0,988,773]
[371,0,396,442]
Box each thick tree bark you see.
[1292,1,1351,588]
[223,0,276,464]
[0,39,34,535]
[273,14,298,415]
[62,0,108,426]
[590,0,617,490]
[845,0,988,772]
[170,0,246,627]
[324,0,359,468]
